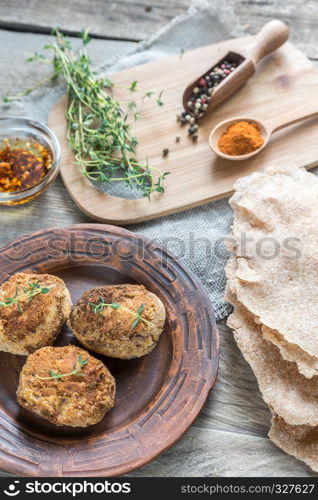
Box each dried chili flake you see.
[0,138,52,193]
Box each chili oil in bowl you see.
[0,117,60,205]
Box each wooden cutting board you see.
[48,36,318,225]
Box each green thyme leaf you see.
[0,281,54,313]
[137,304,144,315]
[157,90,165,107]
[3,30,169,197]
[89,299,152,330]
[80,29,91,45]
[131,318,139,329]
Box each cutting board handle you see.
[249,20,289,64]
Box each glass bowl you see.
[0,116,61,205]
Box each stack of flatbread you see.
[226,165,318,472]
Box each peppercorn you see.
[178,58,241,139]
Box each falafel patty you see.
[17,345,115,427]
[69,284,166,359]
[0,272,71,355]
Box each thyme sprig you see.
[3,29,169,198]
[0,281,53,313]
[36,353,89,380]
[88,298,153,330]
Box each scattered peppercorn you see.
[175,135,181,143]
[0,138,52,193]
[218,121,264,156]
[162,148,169,157]
[177,59,241,138]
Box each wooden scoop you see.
[209,110,318,160]
[183,20,289,117]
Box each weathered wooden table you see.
[1,0,318,477]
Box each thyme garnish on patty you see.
[0,281,53,313]
[3,29,169,198]
[36,353,89,380]
[88,298,153,330]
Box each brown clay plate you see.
[0,224,219,477]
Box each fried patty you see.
[0,272,71,355]
[17,345,115,427]
[69,284,166,359]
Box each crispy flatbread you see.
[226,254,318,379]
[226,268,318,426]
[228,165,318,378]
[269,416,318,473]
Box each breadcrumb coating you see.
[69,284,166,359]
[0,272,71,355]
[17,345,115,427]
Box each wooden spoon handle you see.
[270,110,318,134]
[249,20,289,64]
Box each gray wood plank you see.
[0,0,191,42]
[129,426,314,477]
[228,0,318,58]
[0,177,90,247]
[0,29,134,245]
[0,29,136,97]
